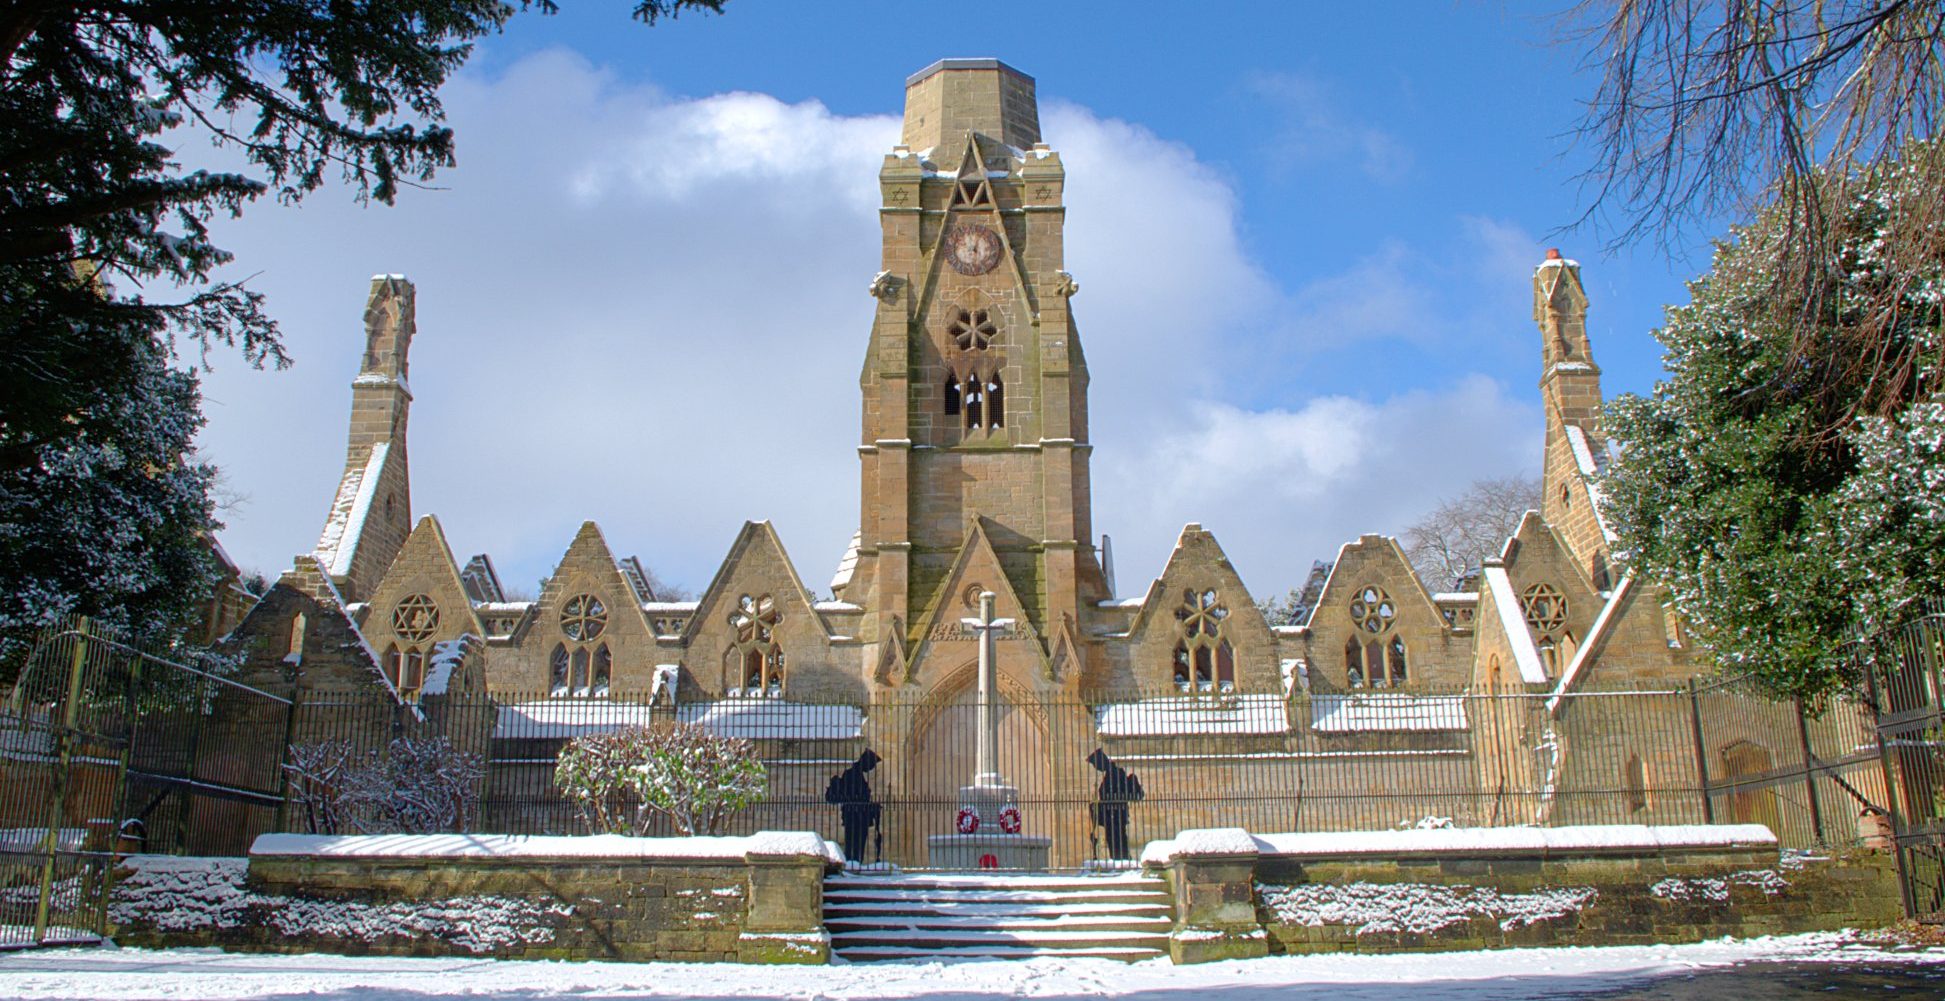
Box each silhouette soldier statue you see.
[825,748,882,864]
[1087,748,1144,861]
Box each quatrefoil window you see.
[1349,586,1396,634]
[560,594,608,641]
[948,308,998,351]
[1521,583,1569,634]
[730,593,780,644]
[392,594,439,643]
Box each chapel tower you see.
[312,275,416,602]
[1533,250,1613,588]
[843,59,1105,688]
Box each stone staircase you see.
[823,871,1174,962]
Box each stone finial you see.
[900,58,1040,153]
[361,275,415,380]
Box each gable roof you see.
[366,515,485,641]
[1481,562,1548,684]
[907,517,1044,672]
[683,520,828,645]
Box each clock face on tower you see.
[943,224,1003,276]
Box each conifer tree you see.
[0,1,722,665]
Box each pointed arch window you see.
[1345,585,1408,688]
[944,374,961,416]
[727,593,785,697]
[1171,587,1235,694]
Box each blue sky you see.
[194,2,1720,599]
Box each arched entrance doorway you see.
[893,666,1053,867]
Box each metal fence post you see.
[272,687,302,833]
[1862,649,1916,917]
[33,618,90,944]
[1687,678,1714,824]
[1793,697,1826,844]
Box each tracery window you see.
[728,593,784,696]
[1521,583,1570,677]
[1345,585,1407,688]
[948,307,997,351]
[1172,588,1234,693]
[383,595,441,699]
[552,593,611,697]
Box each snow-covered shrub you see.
[284,736,484,834]
[554,723,767,836]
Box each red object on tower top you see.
[1546,248,1563,260]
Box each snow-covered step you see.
[828,948,1159,964]
[824,871,1174,963]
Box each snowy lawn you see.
[0,933,1939,1000]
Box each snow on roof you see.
[421,636,474,696]
[0,827,85,852]
[1095,597,1145,609]
[1142,822,1776,864]
[494,699,865,741]
[677,699,865,741]
[1432,592,1478,604]
[830,530,861,593]
[250,831,835,862]
[1563,425,1619,543]
[1308,694,1468,733]
[1547,573,1635,714]
[1483,566,1549,684]
[495,701,656,740]
[1535,257,1580,269]
[474,601,531,615]
[314,442,390,578]
[641,601,699,613]
[813,600,864,613]
[1094,694,1290,737]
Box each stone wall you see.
[1148,825,1900,964]
[110,833,835,964]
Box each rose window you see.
[730,593,780,644]
[1175,588,1229,638]
[1349,586,1396,634]
[560,594,608,641]
[392,594,439,643]
[948,308,997,351]
[1521,583,1569,634]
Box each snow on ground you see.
[0,933,1939,1001]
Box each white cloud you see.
[1247,72,1414,183]
[1095,376,1539,593]
[193,49,1541,603]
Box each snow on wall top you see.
[315,442,390,578]
[250,831,836,862]
[1309,694,1468,733]
[1141,822,1777,865]
[1094,694,1289,737]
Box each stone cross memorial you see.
[928,591,1052,869]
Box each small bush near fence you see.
[284,736,484,835]
[554,723,767,836]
